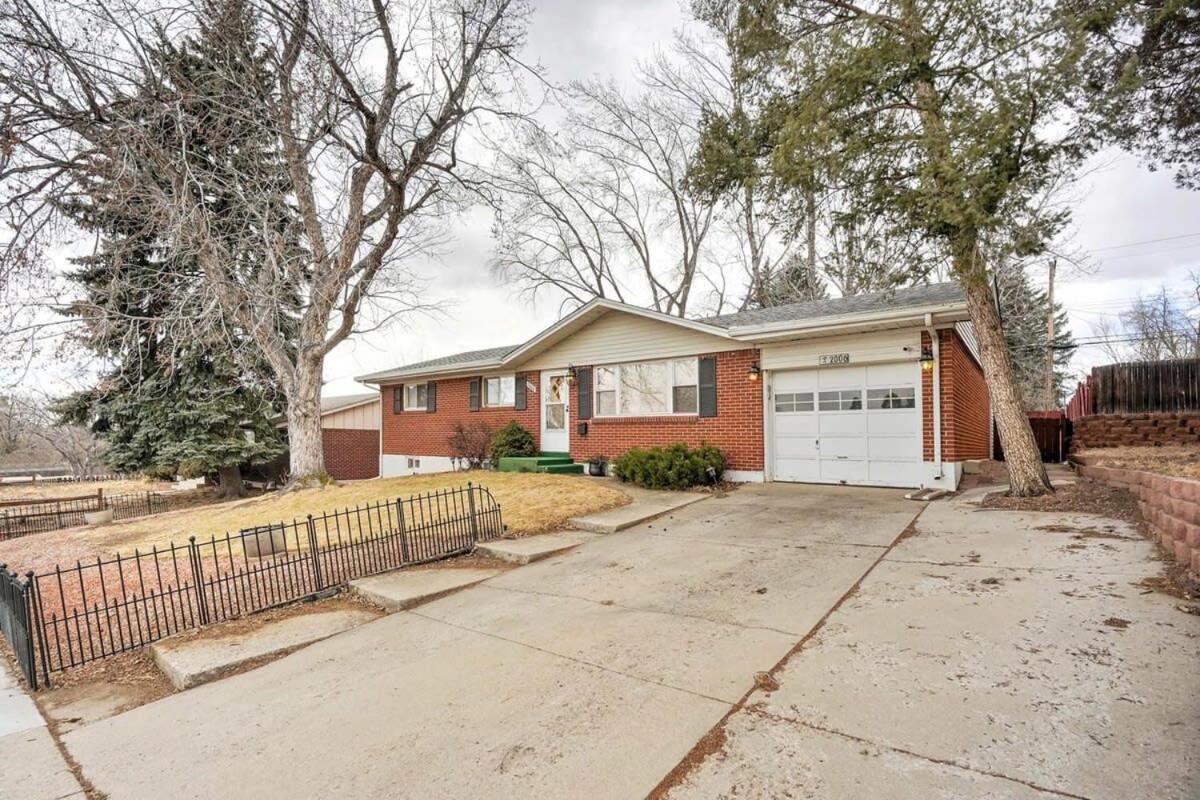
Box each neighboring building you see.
[318,393,380,480]
[357,283,990,490]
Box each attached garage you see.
[771,362,922,488]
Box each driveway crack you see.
[747,706,1095,800]
[404,608,736,705]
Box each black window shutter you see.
[468,378,481,411]
[514,374,527,411]
[426,381,437,413]
[393,385,404,414]
[576,367,593,420]
[698,356,717,418]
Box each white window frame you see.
[483,375,516,407]
[593,357,699,418]
[405,383,428,411]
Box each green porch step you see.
[497,453,579,473]
[538,463,585,475]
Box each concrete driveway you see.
[60,484,920,800]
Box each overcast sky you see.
[319,0,1200,399]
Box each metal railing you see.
[0,490,173,540]
[0,483,502,687]
[0,567,38,689]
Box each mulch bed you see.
[980,477,1143,524]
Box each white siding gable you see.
[517,310,743,370]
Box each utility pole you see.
[1044,258,1057,410]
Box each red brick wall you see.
[569,349,764,472]
[380,373,542,457]
[322,428,380,479]
[923,329,990,462]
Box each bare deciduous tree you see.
[0,0,530,483]
[1095,277,1200,363]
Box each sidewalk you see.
[0,658,84,799]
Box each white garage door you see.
[771,363,922,488]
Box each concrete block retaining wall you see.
[1075,460,1200,576]
[1072,413,1200,450]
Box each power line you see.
[1089,231,1200,252]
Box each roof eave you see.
[356,358,508,384]
[728,302,970,342]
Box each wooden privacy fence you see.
[994,411,1070,463]
[1067,359,1200,419]
[0,483,503,689]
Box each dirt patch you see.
[980,478,1142,524]
[406,552,514,572]
[1076,446,1200,481]
[956,460,1010,491]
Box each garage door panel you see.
[775,435,818,459]
[774,414,818,436]
[867,436,920,460]
[866,411,920,435]
[775,457,820,482]
[866,362,913,386]
[818,414,865,435]
[819,435,867,459]
[817,366,865,389]
[819,459,868,484]
[772,363,923,489]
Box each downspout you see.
[925,314,944,481]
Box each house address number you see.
[819,352,851,365]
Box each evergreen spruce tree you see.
[58,0,294,496]
[994,263,1076,410]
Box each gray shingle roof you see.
[383,344,519,375]
[702,282,965,329]
[320,393,378,414]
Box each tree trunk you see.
[963,279,1052,496]
[804,187,818,299]
[286,361,326,483]
[217,463,244,499]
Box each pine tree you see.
[994,263,1076,410]
[58,0,293,496]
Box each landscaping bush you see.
[489,421,536,463]
[611,442,725,490]
[447,422,493,469]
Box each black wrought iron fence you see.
[0,490,172,540]
[0,567,38,689]
[6,483,501,686]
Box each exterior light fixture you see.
[919,348,935,372]
[566,364,578,383]
[747,362,761,381]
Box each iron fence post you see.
[188,537,209,625]
[395,499,411,562]
[26,570,48,689]
[466,482,480,541]
[306,515,323,591]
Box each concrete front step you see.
[151,608,379,690]
[475,531,599,565]
[570,489,709,534]
[349,568,503,611]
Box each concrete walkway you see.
[59,483,919,799]
[0,659,83,799]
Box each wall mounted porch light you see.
[919,348,935,372]
[566,364,578,383]
[747,362,761,381]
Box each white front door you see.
[540,371,570,453]
[771,362,921,487]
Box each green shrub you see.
[489,421,536,463]
[611,442,725,490]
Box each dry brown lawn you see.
[0,471,629,571]
[0,477,175,503]
[1076,446,1200,481]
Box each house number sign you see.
[819,352,851,365]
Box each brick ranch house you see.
[354,282,991,490]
